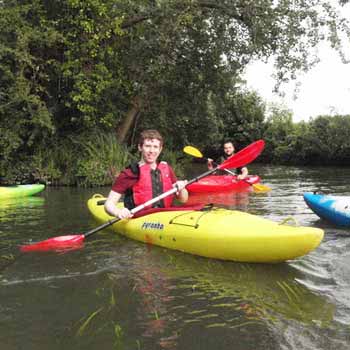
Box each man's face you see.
[223,142,235,156]
[138,138,162,164]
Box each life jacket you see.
[126,161,174,209]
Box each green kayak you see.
[0,184,45,200]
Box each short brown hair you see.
[138,129,163,146]
[223,140,234,147]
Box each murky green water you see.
[1,164,350,349]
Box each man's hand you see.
[116,207,133,219]
[174,180,188,194]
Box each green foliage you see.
[32,148,62,185]
[160,148,191,179]
[262,104,295,163]
[298,115,350,165]
[261,110,350,166]
[75,132,131,187]
[0,2,56,180]
[213,89,266,148]
[1,132,134,186]
[1,0,350,182]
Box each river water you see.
[1,164,350,350]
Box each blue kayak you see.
[303,192,350,226]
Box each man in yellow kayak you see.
[207,140,248,180]
[105,129,188,219]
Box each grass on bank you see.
[1,132,189,186]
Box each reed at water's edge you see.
[0,132,190,187]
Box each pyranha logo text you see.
[141,222,164,230]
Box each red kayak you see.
[186,190,250,207]
[187,175,261,193]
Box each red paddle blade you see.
[20,234,85,252]
[219,140,265,170]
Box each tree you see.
[109,0,350,144]
[299,115,350,165]
[211,89,266,149]
[1,0,350,180]
[262,104,295,162]
[0,2,56,178]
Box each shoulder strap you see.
[128,162,140,177]
[124,162,139,210]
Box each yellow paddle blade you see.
[252,183,271,192]
[183,146,203,158]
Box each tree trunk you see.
[116,96,142,144]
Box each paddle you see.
[20,140,265,252]
[183,145,271,192]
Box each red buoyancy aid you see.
[133,161,174,208]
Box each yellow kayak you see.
[87,194,324,263]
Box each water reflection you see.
[60,246,335,350]
[0,196,45,223]
[0,197,46,265]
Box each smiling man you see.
[104,129,188,219]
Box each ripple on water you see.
[290,234,350,327]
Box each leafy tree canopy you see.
[1,0,350,180]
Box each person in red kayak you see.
[207,140,248,180]
[105,129,188,219]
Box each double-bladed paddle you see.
[183,145,271,192]
[20,139,265,252]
